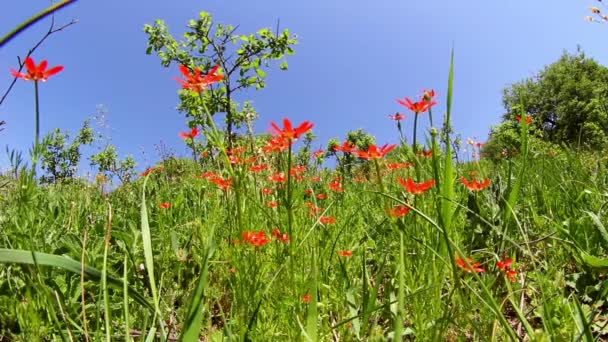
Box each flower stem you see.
[32,80,40,174]
[412,113,419,155]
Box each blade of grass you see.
[0,248,153,312]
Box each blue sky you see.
[1,0,606,174]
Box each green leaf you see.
[279,60,288,70]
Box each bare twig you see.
[0,18,78,106]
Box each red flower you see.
[316,193,327,200]
[312,149,324,158]
[422,89,436,102]
[267,201,279,208]
[302,293,311,303]
[208,176,232,190]
[333,141,357,153]
[175,64,223,93]
[159,202,171,209]
[269,172,287,183]
[249,164,268,172]
[290,165,307,176]
[263,136,290,153]
[460,176,491,191]
[269,118,314,141]
[329,181,344,193]
[515,115,533,124]
[387,205,410,217]
[261,188,274,195]
[397,97,436,114]
[355,144,397,160]
[179,127,199,140]
[456,256,485,273]
[11,57,63,82]
[140,167,161,177]
[387,162,412,170]
[497,257,518,282]
[271,228,289,242]
[417,149,433,158]
[389,113,406,121]
[397,178,435,195]
[337,250,353,257]
[242,231,270,247]
[310,176,321,182]
[319,216,336,224]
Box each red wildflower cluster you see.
[263,136,290,154]
[355,144,397,160]
[267,201,279,208]
[175,64,223,94]
[496,257,518,282]
[316,193,328,200]
[397,178,435,195]
[290,165,307,176]
[269,172,287,183]
[302,293,311,303]
[271,228,290,242]
[460,176,491,191]
[159,202,171,209]
[387,205,410,217]
[11,57,64,82]
[456,256,485,273]
[242,231,270,247]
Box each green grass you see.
[2,71,608,341]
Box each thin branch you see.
[0,19,77,106]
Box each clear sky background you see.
[0,0,606,174]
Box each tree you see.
[485,50,608,157]
[90,145,136,185]
[144,12,297,147]
[39,120,93,184]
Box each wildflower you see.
[319,216,336,224]
[175,64,223,93]
[497,257,518,282]
[271,228,289,242]
[209,176,232,190]
[333,141,357,153]
[397,96,437,114]
[397,178,435,195]
[267,201,279,208]
[249,164,268,172]
[422,89,436,102]
[312,149,324,158]
[263,136,290,153]
[261,188,274,195]
[269,118,314,141]
[140,167,161,177]
[10,57,63,82]
[387,162,412,170]
[310,176,321,182]
[269,172,287,183]
[387,205,410,217]
[302,293,311,303]
[338,250,353,257]
[95,173,108,184]
[455,256,485,273]
[460,176,491,191]
[201,151,210,158]
[355,144,397,160]
[290,165,307,176]
[316,193,328,200]
[159,202,171,209]
[179,127,199,140]
[242,231,270,247]
[417,149,433,158]
[515,115,533,124]
[389,113,406,121]
[329,180,344,192]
